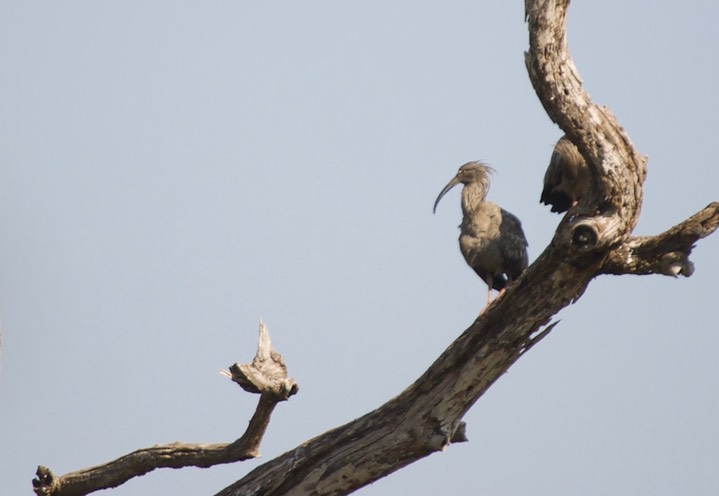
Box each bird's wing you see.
[540,146,571,211]
[539,136,589,212]
[540,136,587,213]
[499,209,529,279]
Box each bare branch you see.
[223,320,299,400]
[30,4,719,496]
[600,202,719,276]
[211,2,674,492]
[524,0,646,250]
[32,322,297,496]
[216,257,592,495]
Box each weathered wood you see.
[32,322,297,496]
[214,3,648,491]
[225,320,299,400]
[600,202,719,276]
[30,2,719,495]
[524,0,647,251]
[211,2,678,494]
[216,248,597,495]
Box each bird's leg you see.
[484,277,494,310]
[492,283,509,306]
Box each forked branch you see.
[524,0,646,250]
[32,322,297,496]
[213,4,656,492]
[600,202,719,276]
[30,3,719,496]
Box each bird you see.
[434,162,529,306]
[540,135,590,213]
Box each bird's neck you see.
[461,182,488,215]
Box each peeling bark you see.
[600,202,719,277]
[524,0,647,250]
[32,322,297,496]
[213,2,713,493]
[31,2,719,496]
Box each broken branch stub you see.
[599,202,719,277]
[226,321,298,400]
[32,321,299,496]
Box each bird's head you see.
[433,161,494,213]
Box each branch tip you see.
[451,422,468,444]
[32,466,57,496]
[226,322,298,400]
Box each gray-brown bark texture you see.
[216,1,718,494]
[32,322,298,496]
[32,1,719,496]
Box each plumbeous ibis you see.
[434,161,529,306]
[540,135,589,213]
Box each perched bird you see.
[540,135,590,213]
[434,162,529,306]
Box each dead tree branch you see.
[32,322,297,496]
[600,202,719,276]
[31,2,718,495]
[212,2,716,493]
[524,0,647,251]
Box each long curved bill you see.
[433,175,461,213]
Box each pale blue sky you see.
[1,2,718,495]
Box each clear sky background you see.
[1,2,718,495]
